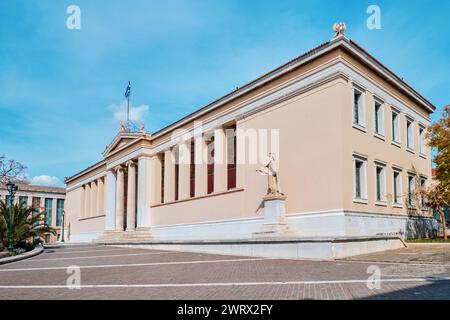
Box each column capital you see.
[115,165,125,173]
[126,160,137,168]
[138,154,154,160]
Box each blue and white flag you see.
[124,81,131,98]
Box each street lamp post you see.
[6,181,18,252]
[61,210,65,243]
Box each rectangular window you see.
[408,174,416,207]
[375,164,386,203]
[419,126,426,156]
[374,100,384,136]
[45,198,53,226]
[391,109,400,143]
[190,140,195,198]
[19,196,28,206]
[56,199,64,227]
[393,170,402,206]
[353,156,367,201]
[32,197,40,209]
[227,125,237,190]
[420,177,427,209]
[207,135,215,194]
[353,88,365,127]
[406,119,414,150]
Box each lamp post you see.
[6,181,18,252]
[61,210,65,243]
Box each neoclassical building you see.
[65,29,437,257]
[0,182,66,243]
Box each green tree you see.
[0,200,56,249]
[426,105,450,240]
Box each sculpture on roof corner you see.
[119,120,126,132]
[332,22,346,38]
[257,153,285,199]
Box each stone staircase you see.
[96,229,153,243]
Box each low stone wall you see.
[0,244,43,265]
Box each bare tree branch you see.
[0,155,26,184]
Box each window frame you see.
[374,162,387,205]
[391,107,401,146]
[392,168,403,207]
[45,198,53,226]
[352,86,366,131]
[353,155,368,203]
[420,176,428,210]
[418,125,427,157]
[406,117,415,152]
[407,173,416,208]
[373,98,385,138]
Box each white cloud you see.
[107,101,149,123]
[30,175,64,187]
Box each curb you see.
[0,244,44,265]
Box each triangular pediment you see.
[102,131,143,158]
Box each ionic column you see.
[80,185,85,219]
[91,180,98,217]
[97,177,104,216]
[178,140,191,199]
[194,135,208,197]
[137,156,156,229]
[214,128,228,193]
[151,155,162,206]
[104,170,116,231]
[126,161,137,231]
[115,166,125,231]
[164,149,176,203]
[85,183,91,218]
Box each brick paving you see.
[0,244,449,300]
[343,243,450,265]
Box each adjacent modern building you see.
[64,28,438,257]
[0,182,66,243]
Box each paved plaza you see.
[0,244,449,300]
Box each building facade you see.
[65,33,438,246]
[0,182,66,243]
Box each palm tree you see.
[0,200,56,249]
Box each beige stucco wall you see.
[66,185,105,239]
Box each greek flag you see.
[124,81,131,98]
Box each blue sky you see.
[0,0,449,186]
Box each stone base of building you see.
[96,228,152,243]
[103,236,405,260]
[146,210,440,241]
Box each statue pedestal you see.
[253,193,290,238]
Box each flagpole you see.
[127,81,130,124]
[127,93,130,124]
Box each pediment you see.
[102,132,143,158]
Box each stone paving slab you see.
[0,244,449,300]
